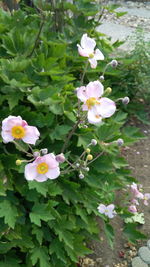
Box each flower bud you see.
[91,139,97,146]
[87,154,93,161]
[16,159,22,166]
[83,125,88,128]
[79,173,84,179]
[122,97,130,105]
[128,205,137,213]
[86,148,91,154]
[41,148,48,155]
[105,87,112,94]
[76,163,80,168]
[56,153,65,163]
[116,138,124,146]
[99,75,104,81]
[33,151,40,158]
[110,59,118,68]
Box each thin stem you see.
[61,118,80,153]
[81,60,89,85]
[65,158,75,169]
[28,17,45,58]
[102,62,110,77]
[87,151,104,165]
[13,141,33,157]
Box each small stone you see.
[138,246,150,264]
[132,256,148,267]
[147,240,150,250]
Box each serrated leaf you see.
[29,203,55,226]
[28,181,48,197]
[30,246,51,267]
[0,200,18,229]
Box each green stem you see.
[13,141,33,157]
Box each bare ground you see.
[82,119,150,267]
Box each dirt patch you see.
[82,120,150,267]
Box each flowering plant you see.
[0,3,147,267]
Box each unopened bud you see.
[99,75,104,81]
[85,167,89,172]
[110,59,118,68]
[83,125,88,128]
[91,139,97,146]
[56,153,65,163]
[41,148,48,155]
[116,138,124,146]
[105,87,112,94]
[122,97,130,105]
[87,154,93,161]
[16,159,22,166]
[33,151,40,158]
[86,148,91,154]
[79,173,84,179]
[76,163,80,168]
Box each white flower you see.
[98,204,116,219]
[76,80,116,124]
[25,153,60,182]
[77,33,104,68]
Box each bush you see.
[0,2,147,266]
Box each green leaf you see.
[50,125,72,141]
[32,226,43,245]
[29,203,55,227]
[49,239,67,264]
[125,213,145,224]
[104,223,114,249]
[28,181,48,197]
[30,246,51,267]
[0,200,18,229]
[124,223,146,242]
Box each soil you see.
[83,119,150,267]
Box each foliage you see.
[0,1,146,266]
[105,29,150,124]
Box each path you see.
[97,1,150,50]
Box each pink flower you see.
[1,116,40,145]
[25,153,60,182]
[130,183,144,199]
[77,33,104,68]
[143,193,150,206]
[97,204,116,218]
[77,80,116,124]
[131,199,139,206]
[128,205,137,213]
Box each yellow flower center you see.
[11,126,26,139]
[89,53,94,58]
[37,162,49,174]
[95,114,101,119]
[86,97,98,109]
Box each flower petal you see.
[82,104,88,111]
[1,130,14,143]
[22,126,40,145]
[107,204,115,212]
[44,153,59,169]
[76,86,87,102]
[87,106,102,124]
[34,174,48,182]
[81,33,96,53]
[46,167,60,180]
[94,49,104,60]
[98,97,116,118]
[77,44,89,57]
[25,163,37,181]
[2,116,23,131]
[88,58,97,69]
[98,204,106,214]
[86,80,104,99]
